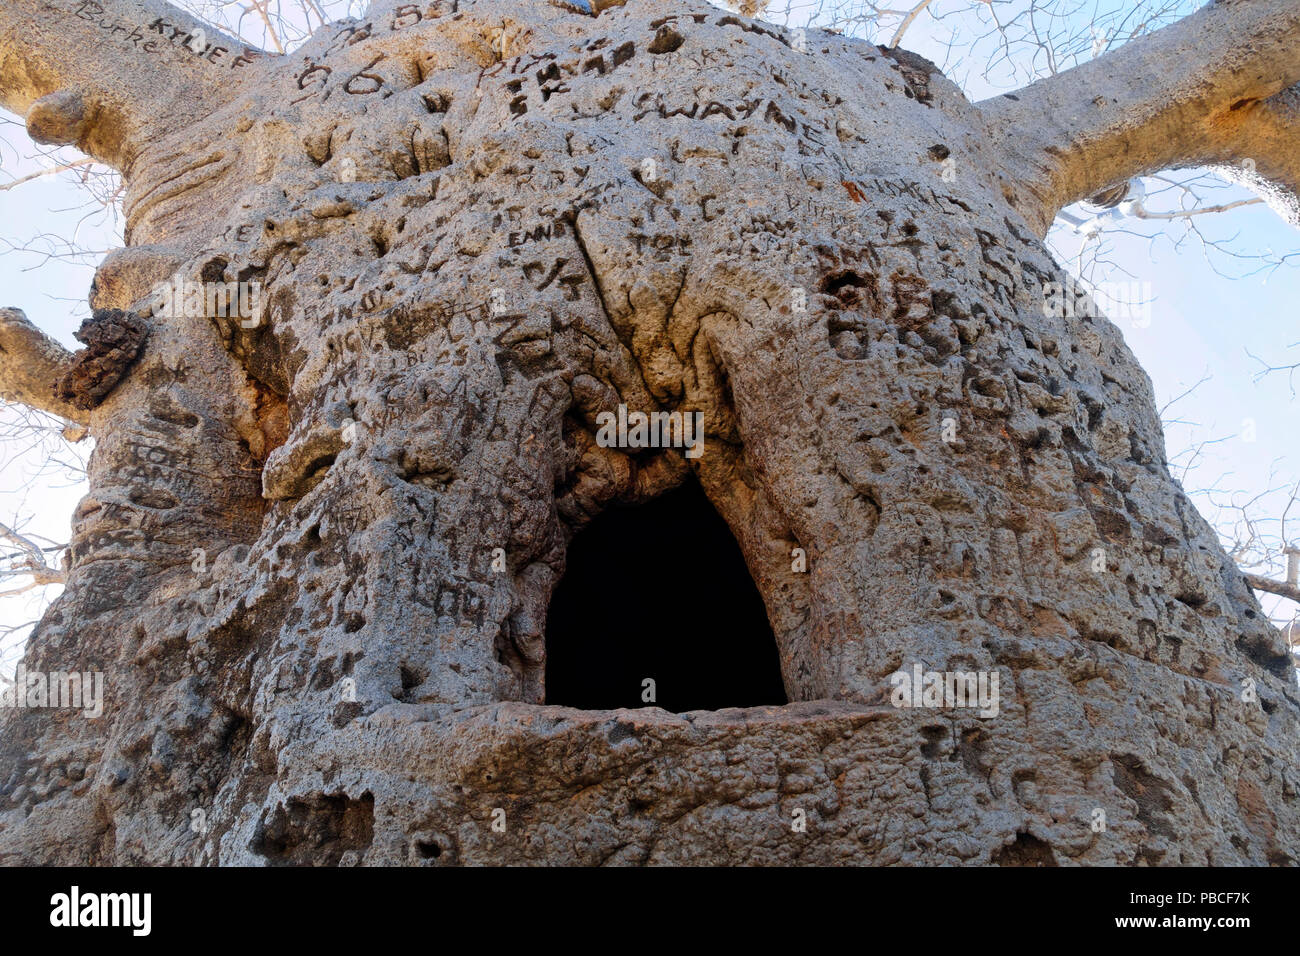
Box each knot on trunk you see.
[25,90,89,147]
[54,309,149,411]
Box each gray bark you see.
[0,0,1297,865]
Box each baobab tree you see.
[0,0,1297,865]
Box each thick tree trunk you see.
[0,0,1297,865]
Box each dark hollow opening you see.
[545,478,787,712]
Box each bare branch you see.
[0,0,270,169]
[0,520,65,591]
[1210,84,1300,227]
[1157,369,1212,421]
[888,0,934,48]
[0,157,95,192]
[979,0,1300,234]
[241,0,287,54]
[0,308,86,424]
[1130,197,1264,221]
[1243,572,1300,605]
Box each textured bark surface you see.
[1,0,1298,865]
[53,309,150,412]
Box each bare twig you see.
[0,519,64,589]
[889,0,934,47]
[1130,197,1264,220]
[0,158,95,192]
